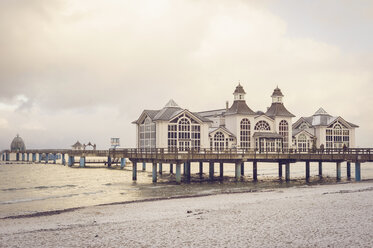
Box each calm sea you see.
[1,160,372,218]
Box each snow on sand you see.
[1,182,373,247]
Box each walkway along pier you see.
[1,148,372,184]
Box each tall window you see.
[326,122,350,148]
[279,120,289,150]
[214,132,225,151]
[168,124,177,151]
[167,114,201,151]
[240,118,251,149]
[139,116,156,149]
[297,134,308,152]
[254,120,270,131]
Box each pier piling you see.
[132,162,137,181]
[80,157,85,168]
[152,162,157,183]
[62,154,66,166]
[209,162,214,180]
[186,162,191,182]
[285,163,290,181]
[199,162,203,178]
[142,162,146,171]
[305,161,310,181]
[336,162,341,181]
[235,162,241,180]
[159,163,163,175]
[120,158,126,169]
[220,162,224,178]
[253,161,258,181]
[355,162,361,181]
[278,162,282,178]
[347,162,351,179]
[318,161,323,178]
[176,163,181,183]
[170,163,173,174]
[241,162,244,176]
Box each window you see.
[167,113,201,151]
[254,120,270,131]
[326,122,350,148]
[139,116,156,149]
[297,134,308,152]
[279,120,289,150]
[240,119,251,149]
[213,132,225,151]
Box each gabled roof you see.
[169,109,213,123]
[292,129,315,137]
[209,126,236,138]
[265,103,295,118]
[327,116,359,128]
[225,100,256,116]
[72,141,83,148]
[293,108,359,128]
[132,109,160,124]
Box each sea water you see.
[0,161,372,218]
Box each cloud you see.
[0,0,372,148]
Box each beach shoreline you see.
[1,181,373,247]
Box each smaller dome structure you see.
[10,134,26,151]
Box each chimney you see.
[226,101,229,111]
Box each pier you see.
[1,148,372,184]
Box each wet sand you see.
[1,181,373,247]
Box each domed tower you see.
[10,134,26,152]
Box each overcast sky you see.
[0,0,372,149]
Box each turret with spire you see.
[225,83,255,116]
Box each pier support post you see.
[27,153,29,161]
[253,161,258,181]
[199,162,203,178]
[186,162,191,182]
[183,163,186,176]
[39,153,42,163]
[6,153,9,161]
[53,154,57,164]
[61,154,66,166]
[159,163,163,175]
[107,156,111,167]
[68,156,74,167]
[152,162,157,183]
[80,157,85,168]
[132,162,137,181]
[120,158,126,169]
[22,153,25,161]
[220,162,224,178]
[305,161,310,181]
[142,162,146,171]
[170,163,173,174]
[16,153,19,161]
[278,162,283,178]
[355,162,361,181]
[45,154,49,164]
[176,163,181,183]
[285,163,290,182]
[209,162,214,180]
[347,162,351,179]
[235,162,241,180]
[241,162,244,176]
[318,161,323,178]
[336,162,341,181]
[32,153,36,162]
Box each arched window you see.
[254,120,270,131]
[279,120,289,150]
[139,116,156,149]
[240,119,250,149]
[297,134,308,152]
[326,122,350,148]
[168,113,201,151]
[214,132,225,151]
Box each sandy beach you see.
[1,181,372,248]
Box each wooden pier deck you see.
[1,148,372,183]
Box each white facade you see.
[292,108,358,149]
[134,85,358,151]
